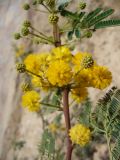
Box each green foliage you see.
[75,29,81,38]
[92,87,120,160]
[38,130,55,160]
[51,88,62,106]
[87,9,114,27]
[79,98,92,127]
[112,134,120,160]
[94,19,120,29]
[83,8,103,23]
[59,6,120,40]
[67,30,74,40]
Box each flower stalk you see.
[52,19,73,160]
[63,88,73,160]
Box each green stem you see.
[106,133,112,160]
[29,32,54,43]
[32,8,48,13]
[30,26,49,38]
[26,69,42,78]
[42,3,51,13]
[40,102,62,111]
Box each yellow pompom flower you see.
[22,90,40,112]
[46,60,72,87]
[69,124,91,146]
[74,69,93,87]
[32,76,42,88]
[52,46,72,61]
[91,66,112,89]
[24,53,49,74]
[24,54,41,74]
[32,76,50,91]
[71,87,88,102]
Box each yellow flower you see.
[46,60,72,87]
[91,66,112,89]
[52,46,72,61]
[22,91,40,112]
[69,124,91,146]
[71,87,88,102]
[32,76,50,90]
[74,69,93,87]
[32,76,42,88]
[49,123,58,133]
[24,53,49,74]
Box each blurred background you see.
[0,0,120,159]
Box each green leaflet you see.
[88,9,114,27]
[75,29,81,38]
[94,19,120,29]
[51,89,62,106]
[83,8,103,23]
[38,130,55,160]
[60,9,78,20]
[79,98,92,126]
[94,87,120,160]
[112,134,120,160]
[67,30,74,40]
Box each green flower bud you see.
[16,63,26,73]
[14,33,21,40]
[48,14,59,24]
[79,2,86,10]
[45,0,55,7]
[21,27,30,36]
[81,55,94,69]
[84,30,92,38]
[32,0,37,5]
[21,83,31,92]
[23,3,30,10]
[37,0,44,4]
[23,20,31,27]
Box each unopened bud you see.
[23,3,30,10]
[14,33,21,40]
[16,63,26,73]
[48,14,59,24]
[21,27,30,36]
[81,55,94,69]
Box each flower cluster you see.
[22,91,40,112]
[69,124,91,146]
[22,46,112,103]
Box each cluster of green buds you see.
[16,63,26,73]
[14,33,21,40]
[23,3,30,10]
[21,83,31,92]
[14,20,31,40]
[84,30,93,38]
[79,2,86,10]
[21,20,31,36]
[81,55,94,69]
[21,27,30,36]
[48,14,59,24]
